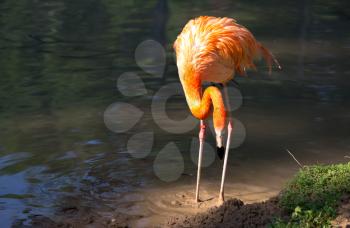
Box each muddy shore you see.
[14,190,350,227]
[167,195,350,227]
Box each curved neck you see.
[181,78,226,132]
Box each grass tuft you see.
[272,162,350,227]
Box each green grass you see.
[271,162,350,227]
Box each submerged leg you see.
[195,120,206,203]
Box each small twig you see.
[345,155,350,159]
[286,149,303,168]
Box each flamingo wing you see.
[174,16,279,82]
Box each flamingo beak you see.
[216,133,225,160]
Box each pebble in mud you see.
[171,200,182,207]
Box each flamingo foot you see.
[218,194,225,205]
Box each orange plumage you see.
[174,16,280,202]
[174,16,279,137]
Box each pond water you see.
[0,0,349,227]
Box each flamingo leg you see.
[195,120,206,203]
[219,86,233,203]
[218,120,232,202]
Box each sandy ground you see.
[141,183,279,227]
[18,182,278,227]
[332,194,350,227]
[166,197,284,227]
[165,193,350,228]
[15,184,349,227]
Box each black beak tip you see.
[217,146,225,160]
